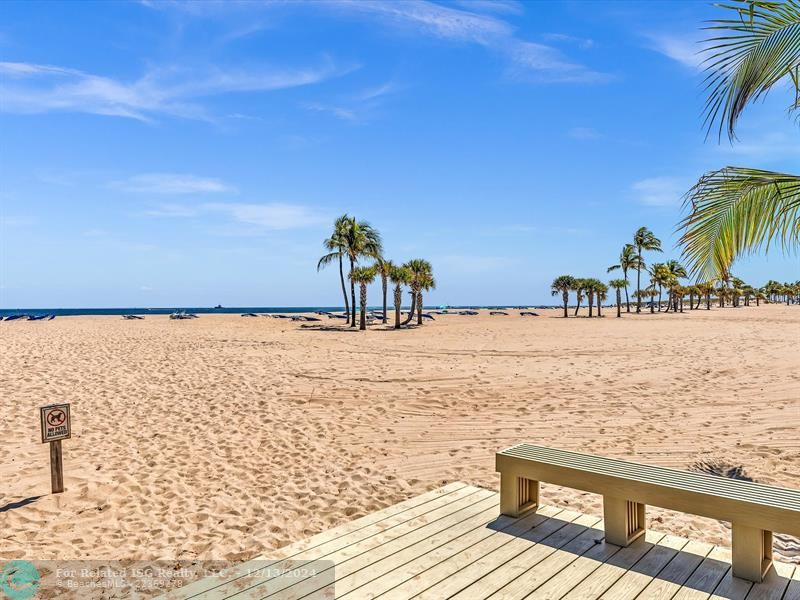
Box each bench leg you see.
[499,472,539,517]
[603,496,646,546]
[731,523,772,583]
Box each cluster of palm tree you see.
[317,215,435,330]
[550,276,608,318]
[551,224,795,317]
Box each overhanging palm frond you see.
[679,166,800,280]
[702,0,800,140]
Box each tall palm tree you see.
[402,259,433,325]
[607,244,641,312]
[571,278,586,316]
[595,281,608,317]
[349,266,377,331]
[551,275,576,318]
[679,0,800,281]
[317,214,352,316]
[609,278,627,318]
[633,227,663,313]
[664,260,688,312]
[373,257,394,324]
[582,278,602,318]
[417,272,436,325]
[342,218,382,327]
[389,265,411,329]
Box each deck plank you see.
[232,488,498,600]
[164,483,480,600]
[415,513,601,600]
[559,531,667,600]
[361,507,572,600]
[743,561,794,600]
[634,539,713,600]
[157,484,799,600]
[671,546,733,600]
[269,495,504,599]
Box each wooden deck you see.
[161,482,800,600]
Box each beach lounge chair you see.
[520,311,539,316]
[241,313,259,317]
[489,311,509,316]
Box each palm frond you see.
[679,166,800,280]
[701,0,800,140]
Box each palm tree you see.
[571,278,586,316]
[402,259,433,325]
[551,275,576,318]
[389,265,411,329]
[417,272,436,325]
[349,266,377,330]
[317,214,352,316]
[373,257,394,324]
[342,218,382,327]
[609,278,627,318]
[633,227,662,313]
[595,281,608,317]
[679,0,800,281]
[607,244,640,312]
[664,260,687,312]
[649,263,670,312]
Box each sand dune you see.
[1,305,798,586]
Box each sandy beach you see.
[2,305,799,578]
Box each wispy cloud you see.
[152,0,609,84]
[542,33,595,49]
[303,80,402,121]
[203,202,326,229]
[567,126,601,140]
[0,59,354,121]
[113,174,236,194]
[644,33,706,70]
[632,176,688,207]
[336,1,609,83]
[144,201,326,230]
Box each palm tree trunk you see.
[587,291,594,318]
[349,257,356,327]
[623,267,630,312]
[597,297,602,318]
[359,282,367,330]
[562,291,569,318]
[417,291,423,325]
[616,289,621,318]
[657,285,662,312]
[403,289,416,325]
[382,275,388,324]
[636,250,642,313]
[338,255,349,316]
[574,294,582,316]
[394,285,402,329]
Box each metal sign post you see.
[40,403,71,494]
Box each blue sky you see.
[1,0,797,308]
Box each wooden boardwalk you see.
[161,483,799,600]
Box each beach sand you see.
[2,305,799,583]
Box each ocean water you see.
[0,305,553,318]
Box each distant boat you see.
[214,305,223,309]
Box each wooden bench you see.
[496,444,800,583]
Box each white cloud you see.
[150,0,609,84]
[0,59,353,121]
[542,33,595,49]
[340,1,608,83]
[114,174,236,194]
[143,201,325,230]
[644,33,705,70]
[302,101,358,121]
[203,202,326,229]
[567,126,601,140]
[714,130,800,161]
[632,176,688,207]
